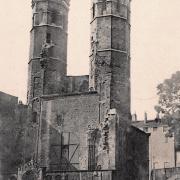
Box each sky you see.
[0,0,180,119]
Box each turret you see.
[27,0,70,104]
[89,0,131,122]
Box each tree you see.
[155,71,180,146]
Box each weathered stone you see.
[39,92,99,171]
[89,0,131,123]
[1,1,150,180]
[27,0,70,104]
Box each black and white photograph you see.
[0,0,180,179]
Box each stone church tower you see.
[27,0,70,104]
[17,0,149,180]
[89,0,131,122]
[25,0,70,164]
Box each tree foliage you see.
[155,71,180,142]
[155,71,180,120]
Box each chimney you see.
[156,112,160,119]
[144,112,148,123]
[132,113,137,121]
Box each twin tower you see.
[22,2,149,179]
[27,0,131,121]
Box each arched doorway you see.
[9,175,17,180]
[22,170,36,180]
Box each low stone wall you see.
[151,167,180,180]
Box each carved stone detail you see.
[40,42,55,68]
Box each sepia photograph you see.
[0,0,180,179]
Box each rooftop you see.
[132,119,169,129]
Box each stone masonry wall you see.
[89,0,131,123]
[39,92,100,170]
[93,109,117,171]
[27,0,70,103]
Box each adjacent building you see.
[133,118,180,180]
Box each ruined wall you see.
[0,92,28,180]
[39,92,100,171]
[92,109,117,171]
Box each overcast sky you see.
[0,0,180,119]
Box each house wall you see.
[148,126,175,170]
[133,121,176,172]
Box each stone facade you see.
[37,98,149,179]
[38,92,99,170]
